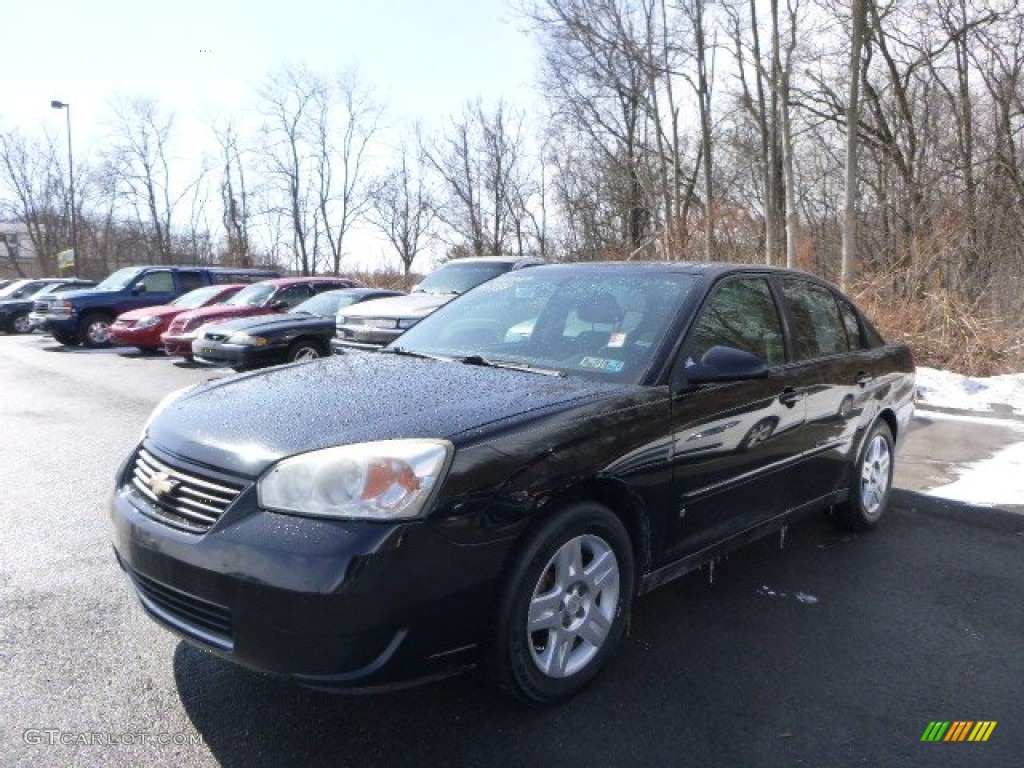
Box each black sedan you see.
[111,262,914,704]
[191,287,404,369]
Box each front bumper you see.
[28,312,49,330]
[45,314,78,336]
[191,338,282,368]
[110,322,165,349]
[335,325,402,346]
[109,445,503,689]
[161,332,199,358]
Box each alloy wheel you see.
[860,434,891,519]
[526,534,620,679]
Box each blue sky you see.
[4,0,541,146]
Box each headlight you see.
[228,332,268,346]
[397,317,419,329]
[258,439,452,520]
[135,315,160,328]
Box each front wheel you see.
[286,340,323,363]
[78,313,113,348]
[488,502,634,705]
[833,421,894,531]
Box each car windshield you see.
[95,267,146,291]
[391,269,697,384]
[0,280,44,299]
[413,262,511,296]
[225,283,275,307]
[172,285,228,309]
[291,292,358,316]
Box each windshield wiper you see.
[381,346,452,361]
[459,354,565,377]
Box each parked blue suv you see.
[45,265,279,347]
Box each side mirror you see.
[673,345,769,391]
[271,300,289,310]
[131,283,146,295]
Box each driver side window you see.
[139,271,174,293]
[690,278,785,366]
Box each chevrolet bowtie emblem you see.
[148,471,180,498]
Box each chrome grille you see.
[130,448,244,533]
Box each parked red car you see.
[109,284,246,352]
[162,276,359,359]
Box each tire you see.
[833,420,894,531]
[78,313,113,348]
[52,331,80,347]
[286,339,323,363]
[10,312,32,334]
[488,502,634,705]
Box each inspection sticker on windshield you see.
[580,356,625,372]
[607,332,627,348]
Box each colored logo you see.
[921,721,996,742]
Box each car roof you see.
[317,287,405,297]
[439,256,544,267]
[522,260,832,282]
[253,276,356,287]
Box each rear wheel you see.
[286,339,323,363]
[78,313,113,348]
[833,421,894,531]
[488,502,634,705]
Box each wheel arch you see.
[501,476,652,595]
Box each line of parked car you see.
[1,256,542,369]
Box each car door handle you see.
[855,371,874,387]
[778,387,802,408]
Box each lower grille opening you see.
[129,569,233,651]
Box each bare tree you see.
[368,139,435,275]
[0,129,68,275]
[424,100,539,256]
[213,119,252,266]
[106,97,204,264]
[840,0,868,290]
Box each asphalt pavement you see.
[1,333,1021,767]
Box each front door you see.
[666,276,813,560]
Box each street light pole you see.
[50,100,79,277]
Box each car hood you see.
[117,305,183,321]
[176,305,272,325]
[203,313,333,334]
[339,292,453,321]
[148,352,628,476]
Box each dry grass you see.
[850,280,1024,376]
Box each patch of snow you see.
[926,439,1024,506]
[916,366,1024,415]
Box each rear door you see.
[774,277,863,508]
[666,275,812,559]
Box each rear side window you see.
[178,271,205,292]
[690,278,785,366]
[837,299,866,350]
[781,279,848,360]
[273,284,313,307]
